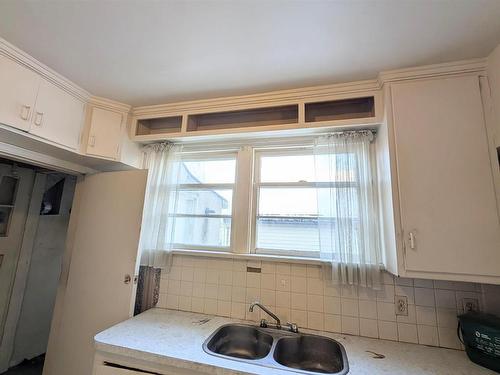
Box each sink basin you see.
[273,335,347,374]
[203,324,349,374]
[204,324,273,360]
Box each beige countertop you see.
[94,308,495,375]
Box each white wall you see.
[488,43,500,148]
[9,176,75,366]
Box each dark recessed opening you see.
[305,96,375,123]
[187,105,299,132]
[136,116,183,136]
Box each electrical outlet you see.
[395,295,408,316]
[462,298,479,313]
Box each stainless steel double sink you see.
[203,324,349,374]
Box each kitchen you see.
[0,1,500,374]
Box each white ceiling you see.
[1,0,500,106]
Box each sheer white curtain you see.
[314,130,382,288]
[139,143,182,271]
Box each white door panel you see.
[43,169,147,375]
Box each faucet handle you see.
[285,322,299,333]
[259,319,268,328]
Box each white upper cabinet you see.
[0,54,40,131]
[86,107,123,159]
[390,75,500,280]
[0,54,85,150]
[29,78,85,150]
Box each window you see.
[167,136,375,263]
[253,149,321,257]
[171,152,236,250]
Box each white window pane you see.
[179,158,236,184]
[256,217,319,252]
[260,154,315,182]
[259,152,358,183]
[314,152,358,183]
[258,187,359,218]
[318,218,361,262]
[316,187,359,219]
[258,187,317,216]
[173,217,231,247]
[176,189,232,215]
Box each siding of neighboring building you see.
[174,163,230,247]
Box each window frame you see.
[173,137,369,260]
[171,150,237,252]
[251,147,322,258]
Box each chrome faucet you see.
[249,302,281,330]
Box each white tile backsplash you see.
[435,289,456,309]
[341,315,360,335]
[417,324,439,346]
[377,301,396,322]
[378,320,398,341]
[360,318,379,338]
[414,287,436,307]
[324,314,342,332]
[359,300,378,319]
[341,298,359,317]
[324,296,341,315]
[156,254,498,350]
[415,305,437,326]
[398,322,418,343]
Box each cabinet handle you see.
[89,135,95,147]
[33,111,44,126]
[408,231,416,250]
[20,105,31,121]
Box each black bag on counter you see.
[458,311,500,373]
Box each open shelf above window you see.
[135,116,183,136]
[187,105,299,132]
[131,91,381,142]
[305,96,375,123]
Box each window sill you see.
[171,249,325,266]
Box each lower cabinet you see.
[92,352,210,375]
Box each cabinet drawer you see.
[95,363,160,375]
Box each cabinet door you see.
[0,55,40,131]
[43,170,148,375]
[86,107,123,159]
[392,76,500,277]
[29,78,84,150]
